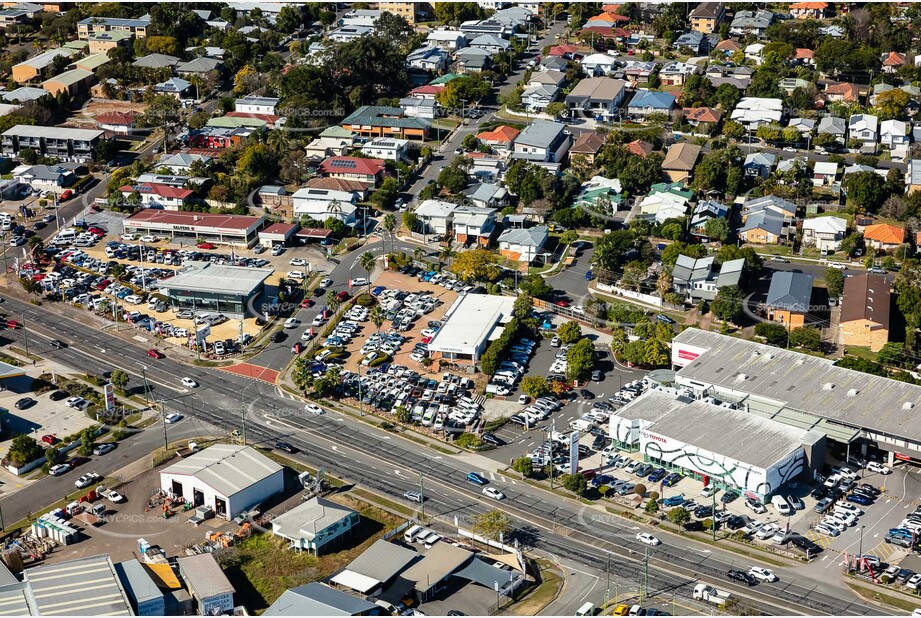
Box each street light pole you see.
[858,524,865,565]
[419,472,425,521]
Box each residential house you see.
[406,46,450,73]
[659,61,699,86]
[907,159,921,194]
[779,77,809,95]
[626,91,675,120]
[460,18,510,39]
[156,152,212,175]
[569,132,607,165]
[673,31,712,55]
[271,497,359,555]
[824,82,860,103]
[380,1,417,23]
[360,137,408,162]
[817,116,846,143]
[626,139,653,158]
[340,105,430,140]
[2,124,106,162]
[327,24,372,42]
[119,182,193,210]
[661,143,702,184]
[689,2,726,33]
[787,117,815,136]
[745,44,765,65]
[476,125,519,151]
[454,47,492,73]
[882,51,908,73]
[683,107,722,131]
[263,583,378,616]
[304,177,369,202]
[77,15,149,39]
[235,96,279,115]
[12,164,75,192]
[812,161,839,186]
[580,53,618,77]
[713,38,742,56]
[12,48,74,83]
[572,176,623,217]
[41,68,94,97]
[94,111,135,135]
[739,209,787,245]
[132,53,179,70]
[565,77,626,120]
[840,272,893,352]
[789,1,829,19]
[399,97,437,119]
[511,120,571,164]
[426,29,467,50]
[729,10,774,37]
[863,223,906,251]
[469,34,509,54]
[848,114,879,147]
[154,77,192,100]
[765,271,813,328]
[623,61,658,86]
[794,48,815,66]
[639,183,693,224]
[689,200,729,241]
[741,194,798,221]
[187,126,252,149]
[880,119,909,150]
[801,216,847,251]
[319,157,385,186]
[291,187,358,224]
[520,84,558,112]
[87,30,132,54]
[743,152,776,178]
[671,255,744,301]
[338,9,381,27]
[730,97,783,129]
[414,199,456,235]
[465,183,507,209]
[176,57,222,77]
[528,70,565,89]
[498,225,549,263]
[452,204,497,246]
[704,64,752,90]
[408,84,444,100]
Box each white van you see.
[570,418,593,432]
[403,524,423,543]
[576,602,596,616]
[56,229,77,244]
[771,494,793,515]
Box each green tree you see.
[358,251,376,294]
[754,322,789,347]
[521,376,550,399]
[110,369,129,391]
[545,101,568,119]
[566,338,596,382]
[77,427,97,457]
[562,473,588,496]
[643,337,670,368]
[557,321,582,344]
[667,506,691,526]
[512,457,533,477]
[402,212,418,232]
[645,498,659,514]
[842,171,889,213]
[875,88,911,121]
[711,285,744,323]
[472,509,513,540]
[895,259,921,350]
[6,435,42,466]
[275,4,304,33]
[703,217,730,243]
[449,248,501,282]
[825,267,844,298]
[518,274,553,299]
[394,405,411,423]
[561,230,579,245]
[789,326,822,351]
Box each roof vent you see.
[735,373,748,382]
[847,388,859,397]
[795,358,805,365]
[822,382,835,391]
[904,402,915,410]
[767,353,775,360]
[752,351,761,356]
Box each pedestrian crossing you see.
[483,470,518,485]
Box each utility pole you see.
[420,472,425,520]
[711,489,717,541]
[22,314,29,358]
[642,547,649,601]
[604,550,611,609]
[161,404,168,450]
[241,399,247,444]
[548,421,555,489]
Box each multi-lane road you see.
[0,292,889,616]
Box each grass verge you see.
[847,582,920,613]
[507,558,563,615]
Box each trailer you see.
[693,584,731,606]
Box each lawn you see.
[215,493,403,612]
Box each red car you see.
[41,434,58,445]
[88,227,106,237]
[300,299,314,308]
[146,349,165,359]
[60,189,73,200]
[6,320,19,329]
[95,279,110,290]
[336,291,350,301]
[197,242,216,250]
[554,300,570,308]
[421,336,433,344]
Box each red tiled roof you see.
[95,111,135,126]
[864,223,906,245]
[626,139,653,158]
[260,223,298,235]
[795,48,814,59]
[548,44,580,56]
[319,156,385,176]
[714,39,742,51]
[477,125,520,143]
[126,209,262,231]
[120,182,192,200]
[790,2,828,9]
[225,111,281,124]
[825,82,860,101]
[580,25,629,39]
[409,84,444,96]
[683,107,722,123]
[883,51,908,67]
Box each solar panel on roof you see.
[330,159,357,168]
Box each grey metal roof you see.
[765,271,813,312]
[157,262,272,296]
[271,497,356,542]
[176,57,221,73]
[619,390,807,470]
[339,539,419,583]
[24,555,132,616]
[454,557,516,590]
[400,542,472,594]
[674,329,921,443]
[738,209,784,236]
[742,194,797,217]
[17,48,73,69]
[176,554,235,599]
[160,443,282,498]
[264,583,378,616]
[715,258,745,287]
[132,53,179,68]
[3,125,104,141]
[0,582,35,616]
[497,225,548,247]
[514,120,564,148]
[818,116,846,135]
[113,559,163,607]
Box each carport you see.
[295,227,332,244]
[454,557,520,597]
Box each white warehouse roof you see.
[427,293,516,357]
[160,443,282,497]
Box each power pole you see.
[241,399,247,444]
[711,489,717,541]
[548,421,555,489]
[419,472,425,521]
[642,547,649,601]
[604,550,611,608]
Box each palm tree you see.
[358,251,375,294]
[27,236,43,262]
[267,129,290,154]
[369,305,384,334]
[382,212,396,255]
[413,246,425,262]
[325,290,340,314]
[110,263,127,280]
[439,241,456,265]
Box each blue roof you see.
[628,90,676,110]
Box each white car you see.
[165,413,183,424]
[304,403,324,415]
[283,317,300,329]
[139,235,158,243]
[49,463,71,476]
[867,461,892,475]
[483,487,505,500]
[831,511,858,527]
[320,277,332,287]
[181,377,198,388]
[312,315,326,327]
[636,532,660,546]
[815,523,841,537]
[351,277,368,287]
[104,489,126,503]
[755,523,779,540]
[65,396,85,408]
[834,502,862,516]
[748,567,778,582]
[701,485,719,498]
[289,257,307,266]
[74,472,101,488]
[783,146,796,152]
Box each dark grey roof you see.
[454,557,516,590]
[738,209,785,236]
[715,258,745,287]
[264,583,379,616]
[766,271,813,313]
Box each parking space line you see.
[805,530,832,548]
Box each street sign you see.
[196,325,210,344]
[104,382,115,412]
[569,431,580,476]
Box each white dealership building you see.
[426,294,516,366]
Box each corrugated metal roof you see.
[160,443,281,497]
[24,555,132,616]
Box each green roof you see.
[88,30,132,42]
[320,125,355,138]
[76,52,111,70]
[650,182,694,199]
[430,73,462,85]
[573,187,623,208]
[207,115,267,129]
[62,40,88,51]
[341,105,430,131]
[43,68,93,88]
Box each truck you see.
[95,486,125,503]
[693,584,731,606]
